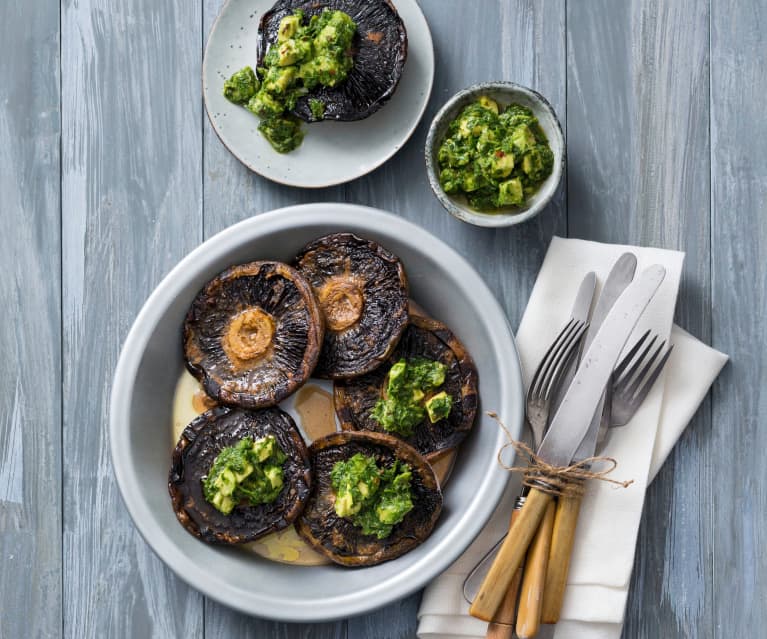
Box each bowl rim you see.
[424,81,565,228]
[109,203,524,621]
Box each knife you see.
[540,253,637,624]
[468,264,666,622]
[485,272,596,636]
[462,260,635,607]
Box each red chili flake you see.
[495,150,505,158]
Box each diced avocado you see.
[462,173,482,192]
[425,391,453,423]
[411,388,425,403]
[265,466,283,490]
[497,178,525,206]
[387,360,407,391]
[335,492,355,517]
[233,462,254,483]
[223,66,259,104]
[376,502,403,524]
[357,481,370,498]
[318,24,338,45]
[522,148,544,177]
[478,96,499,114]
[490,151,514,178]
[252,437,276,462]
[247,91,284,118]
[510,124,537,153]
[278,14,301,42]
[211,492,235,515]
[216,468,237,496]
[277,39,303,66]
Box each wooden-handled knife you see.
[469,264,666,622]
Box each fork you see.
[596,330,674,446]
[484,318,587,638]
[541,329,675,628]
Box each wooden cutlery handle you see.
[484,508,524,638]
[470,488,553,622]
[541,490,584,624]
[515,500,556,638]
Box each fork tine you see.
[615,334,658,390]
[613,329,651,380]
[626,342,673,401]
[529,319,576,399]
[533,320,584,399]
[541,321,588,400]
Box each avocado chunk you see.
[277,14,301,42]
[478,95,499,114]
[497,177,525,206]
[425,391,453,423]
[223,66,259,105]
[510,124,537,153]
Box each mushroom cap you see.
[295,431,442,566]
[183,261,323,408]
[169,406,312,544]
[257,0,408,122]
[293,233,409,379]
[334,313,478,461]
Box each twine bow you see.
[487,411,634,497]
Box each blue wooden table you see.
[1,1,764,637]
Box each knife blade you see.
[538,253,638,625]
[469,264,666,622]
[571,253,638,461]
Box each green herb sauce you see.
[202,435,287,515]
[370,358,453,437]
[437,97,554,210]
[223,9,356,153]
[330,453,414,539]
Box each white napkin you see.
[417,237,728,639]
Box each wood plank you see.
[201,1,566,636]
[710,1,767,636]
[0,2,62,637]
[565,1,712,636]
[60,0,204,636]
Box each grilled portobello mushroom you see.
[169,406,312,544]
[257,0,407,122]
[183,261,323,408]
[334,313,478,461]
[295,431,441,566]
[293,233,409,379]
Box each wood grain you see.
[0,2,62,638]
[566,1,713,636]
[4,0,763,636]
[61,0,204,637]
[710,0,767,636]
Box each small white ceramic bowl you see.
[110,203,524,621]
[425,82,565,228]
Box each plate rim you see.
[110,203,524,621]
[202,0,435,188]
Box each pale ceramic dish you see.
[425,82,565,228]
[203,0,435,188]
[110,203,523,621]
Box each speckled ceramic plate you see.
[203,0,434,188]
[110,203,523,621]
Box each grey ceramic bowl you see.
[110,203,524,621]
[425,82,565,228]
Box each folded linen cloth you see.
[417,237,728,639]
